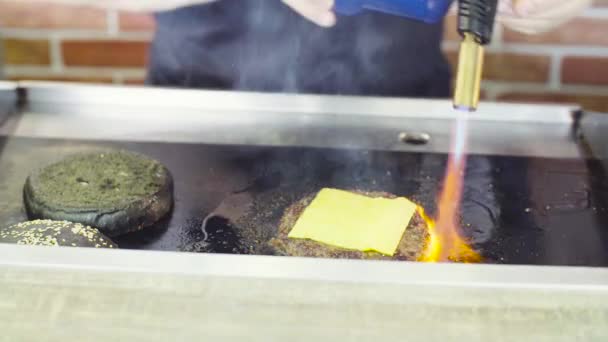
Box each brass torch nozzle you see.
[453,33,484,112]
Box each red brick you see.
[2,39,50,66]
[119,12,156,32]
[62,40,150,68]
[0,3,106,30]
[504,18,608,47]
[497,92,608,113]
[562,57,608,86]
[445,51,550,83]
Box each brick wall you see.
[444,0,608,112]
[1,1,608,111]
[0,3,153,84]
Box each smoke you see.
[453,111,468,162]
[230,1,444,96]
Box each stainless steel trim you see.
[19,81,576,123]
[0,81,17,126]
[0,82,588,158]
[3,243,608,341]
[2,243,608,291]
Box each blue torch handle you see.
[334,0,455,24]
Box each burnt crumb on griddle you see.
[180,240,212,253]
[180,215,248,254]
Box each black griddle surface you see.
[1,135,608,267]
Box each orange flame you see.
[417,153,481,263]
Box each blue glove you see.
[334,0,455,24]
[282,0,454,27]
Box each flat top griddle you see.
[2,83,608,340]
[1,83,607,267]
[1,84,607,262]
[2,133,607,266]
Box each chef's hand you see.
[282,0,336,27]
[498,0,592,34]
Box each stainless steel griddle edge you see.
[2,243,608,291]
[1,80,606,282]
[2,81,584,158]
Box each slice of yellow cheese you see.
[288,188,417,256]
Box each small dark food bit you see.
[23,150,173,237]
[0,219,117,248]
[269,190,428,261]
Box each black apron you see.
[149,0,451,98]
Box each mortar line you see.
[0,29,152,41]
[49,34,64,73]
[112,72,124,85]
[548,53,563,91]
[490,24,503,49]
[106,10,119,36]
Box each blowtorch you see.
[334,0,499,111]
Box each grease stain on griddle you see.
[113,214,172,248]
[201,216,244,254]
[179,215,246,254]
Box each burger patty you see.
[0,219,117,248]
[269,190,428,261]
[23,150,173,237]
